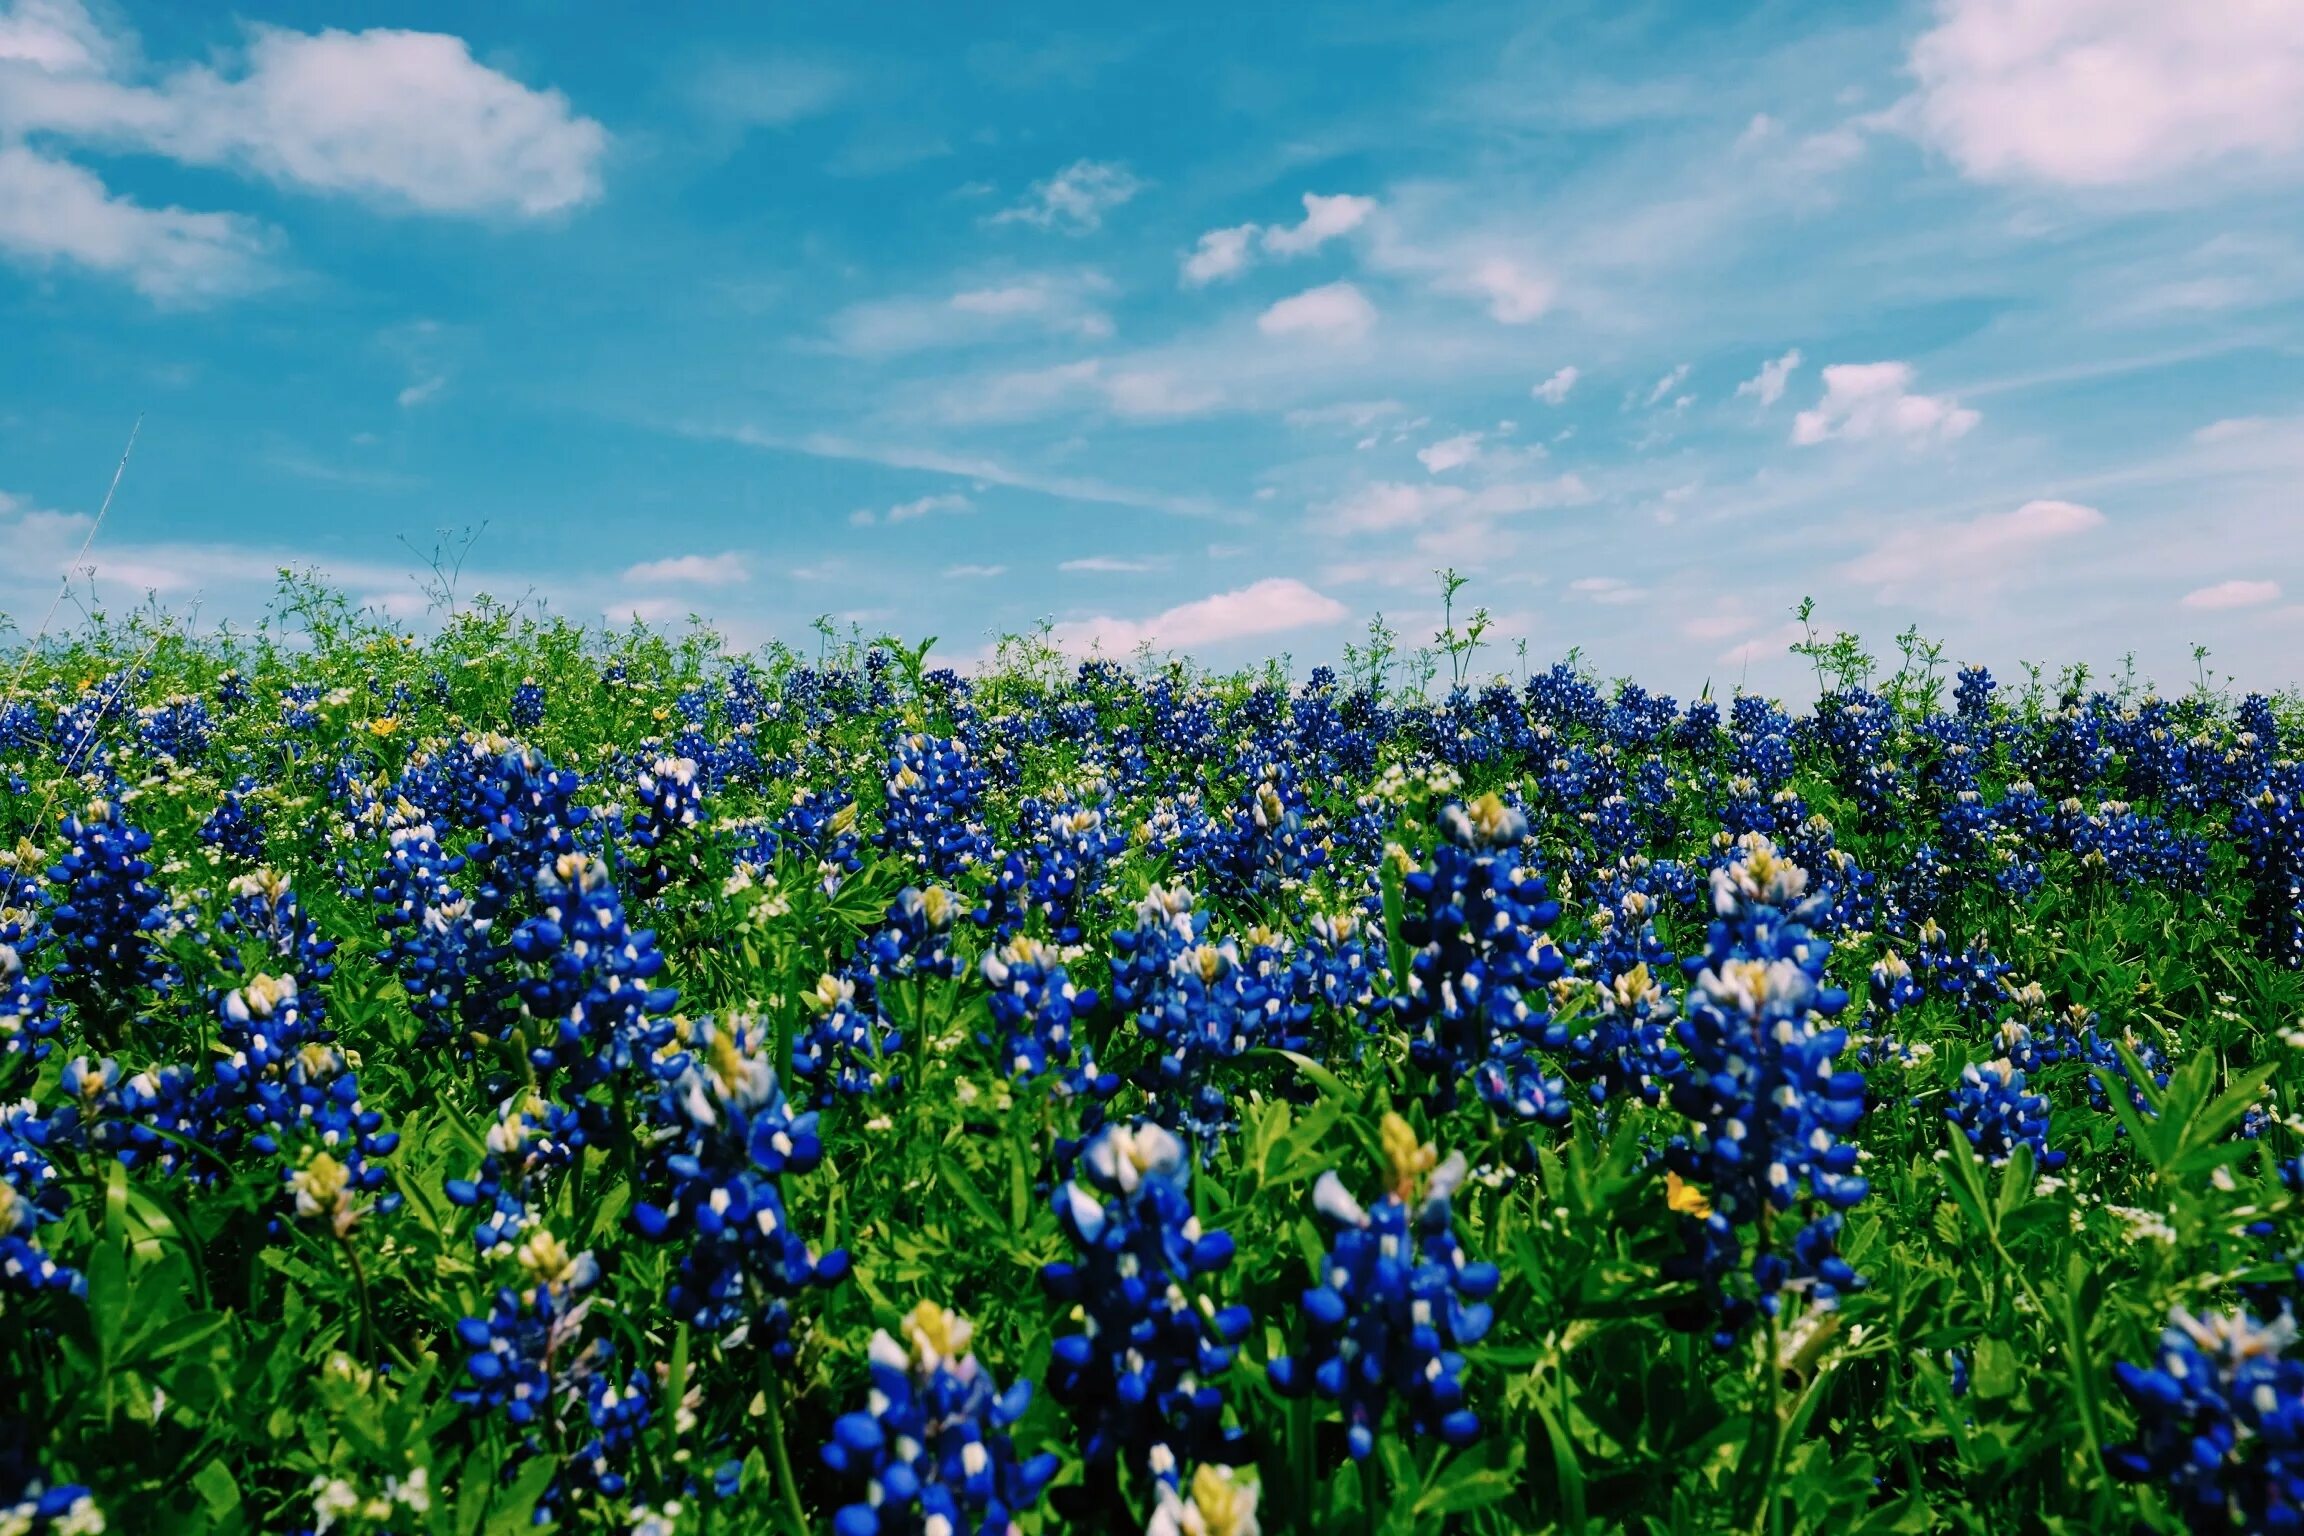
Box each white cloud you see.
[990,159,1140,232]
[1449,257,1556,323]
[944,563,1007,579]
[1180,193,1373,285]
[1907,0,2304,188]
[1532,366,1579,404]
[0,0,109,73]
[1260,192,1376,256]
[948,358,1222,422]
[1061,555,1161,572]
[1320,474,1591,534]
[1569,575,1644,605]
[2193,417,2272,444]
[2182,578,2282,610]
[1643,364,1691,407]
[1792,361,1979,445]
[0,142,271,301]
[1258,281,1375,341]
[623,551,750,587]
[689,56,845,128]
[0,13,609,217]
[1720,622,1809,669]
[1734,348,1802,407]
[828,273,1113,354]
[1181,224,1256,285]
[1286,400,1404,430]
[1842,499,2104,597]
[849,492,972,527]
[610,596,687,625]
[1416,433,1483,474]
[396,373,445,408]
[1051,576,1347,655]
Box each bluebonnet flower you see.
[780,788,863,895]
[280,685,324,734]
[876,733,992,882]
[1110,887,1313,1149]
[508,678,547,730]
[370,800,512,1049]
[820,1301,1061,1536]
[1814,691,1903,830]
[1268,1114,1499,1461]
[1043,1122,1252,1476]
[197,779,265,864]
[218,869,338,1002]
[135,694,212,763]
[2236,764,2304,968]
[1391,794,1574,1124]
[1660,835,1868,1348]
[1911,919,2013,1022]
[445,1089,582,1259]
[1555,961,1681,1110]
[44,799,169,1029]
[0,702,39,759]
[1147,1465,1261,1536]
[631,1015,849,1352]
[1953,664,1996,723]
[0,1106,78,1296]
[855,886,961,989]
[1944,1058,2064,1170]
[2108,1307,2304,1534]
[564,1369,653,1503]
[509,853,678,1086]
[616,754,704,892]
[0,1467,103,1535]
[62,1056,203,1177]
[977,792,1126,945]
[793,972,902,1103]
[215,669,251,711]
[0,912,58,1066]
[981,935,1108,1089]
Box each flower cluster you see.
[1944,1057,2064,1171]
[1391,793,1573,1123]
[2108,1307,2303,1534]
[1269,1114,1499,1461]
[632,1015,850,1354]
[43,801,169,1029]
[820,1302,1060,1536]
[1110,887,1312,1148]
[1661,834,1868,1347]
[1043,1122,1251,1479]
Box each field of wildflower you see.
[3,581,2302,1536]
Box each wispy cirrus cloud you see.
[1841,499,2104,600]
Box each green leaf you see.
[485,1452,561,1535]
[937,1156,1006,1236]
[192,1459,240,1520]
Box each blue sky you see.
[3,0,2302,695]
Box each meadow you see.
[3,580,2302,1535]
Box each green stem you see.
[761,1361,810,1535]
[338,1231,378,1366]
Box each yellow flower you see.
[368,716,401,738]
[1666,1170,1711,1219]
[1381,1112,1437,1199]
[899,1300,974,1371]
